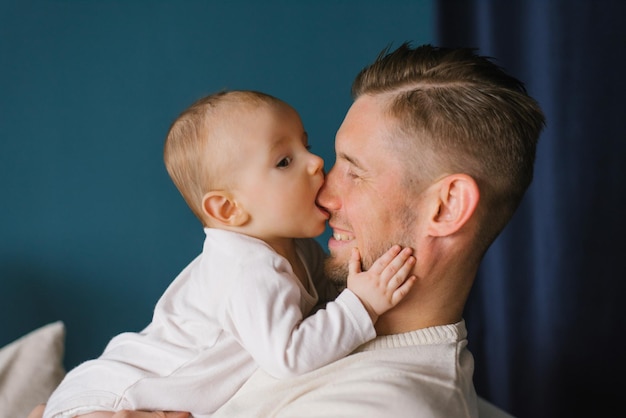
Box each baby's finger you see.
[379,247,414,281]
[390,276,417,305]
[386,255,416,290]
[348,247,363,276]
[369,245,404,274]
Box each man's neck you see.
[375,307,463,335]
[374,280,469,335]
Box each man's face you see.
[317,95,418,284]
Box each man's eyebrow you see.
[337,151,364,170]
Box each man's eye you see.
[277,157,292,168]
[346,168,359,179]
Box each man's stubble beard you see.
[324,203,416,288]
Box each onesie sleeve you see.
[221,249,375,378]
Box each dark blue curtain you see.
[437,1,626,417]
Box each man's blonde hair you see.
[163,90,283,223]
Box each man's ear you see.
[201,191,249,226]
[428,174,479,237]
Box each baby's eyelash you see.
[276,156,292,168]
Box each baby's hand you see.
[347,245,416,323]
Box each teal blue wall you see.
[0,0,434,369]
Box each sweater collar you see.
[355,320,467,352]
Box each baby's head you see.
[164,90,327,240]
[164,91,277,223]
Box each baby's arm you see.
[78,412,187,418]
[347,245,416,323]
[28,406,187,418]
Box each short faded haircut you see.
[352,43,546,244]
[163,90,283,224]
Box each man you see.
[30,43,545,418]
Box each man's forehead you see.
[335,96,391,168]
[334,125,369,169]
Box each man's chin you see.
[324,256,349,287]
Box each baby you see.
[43,90,416,418]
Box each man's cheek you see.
[361,241,392,272]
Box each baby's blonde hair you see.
[163,90,283,224]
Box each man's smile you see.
[332,232,354,241]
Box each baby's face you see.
[229,102,328,241]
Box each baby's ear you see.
[202,191,249,226]
[428,174,479,237]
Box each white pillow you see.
[0,322,66,418]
